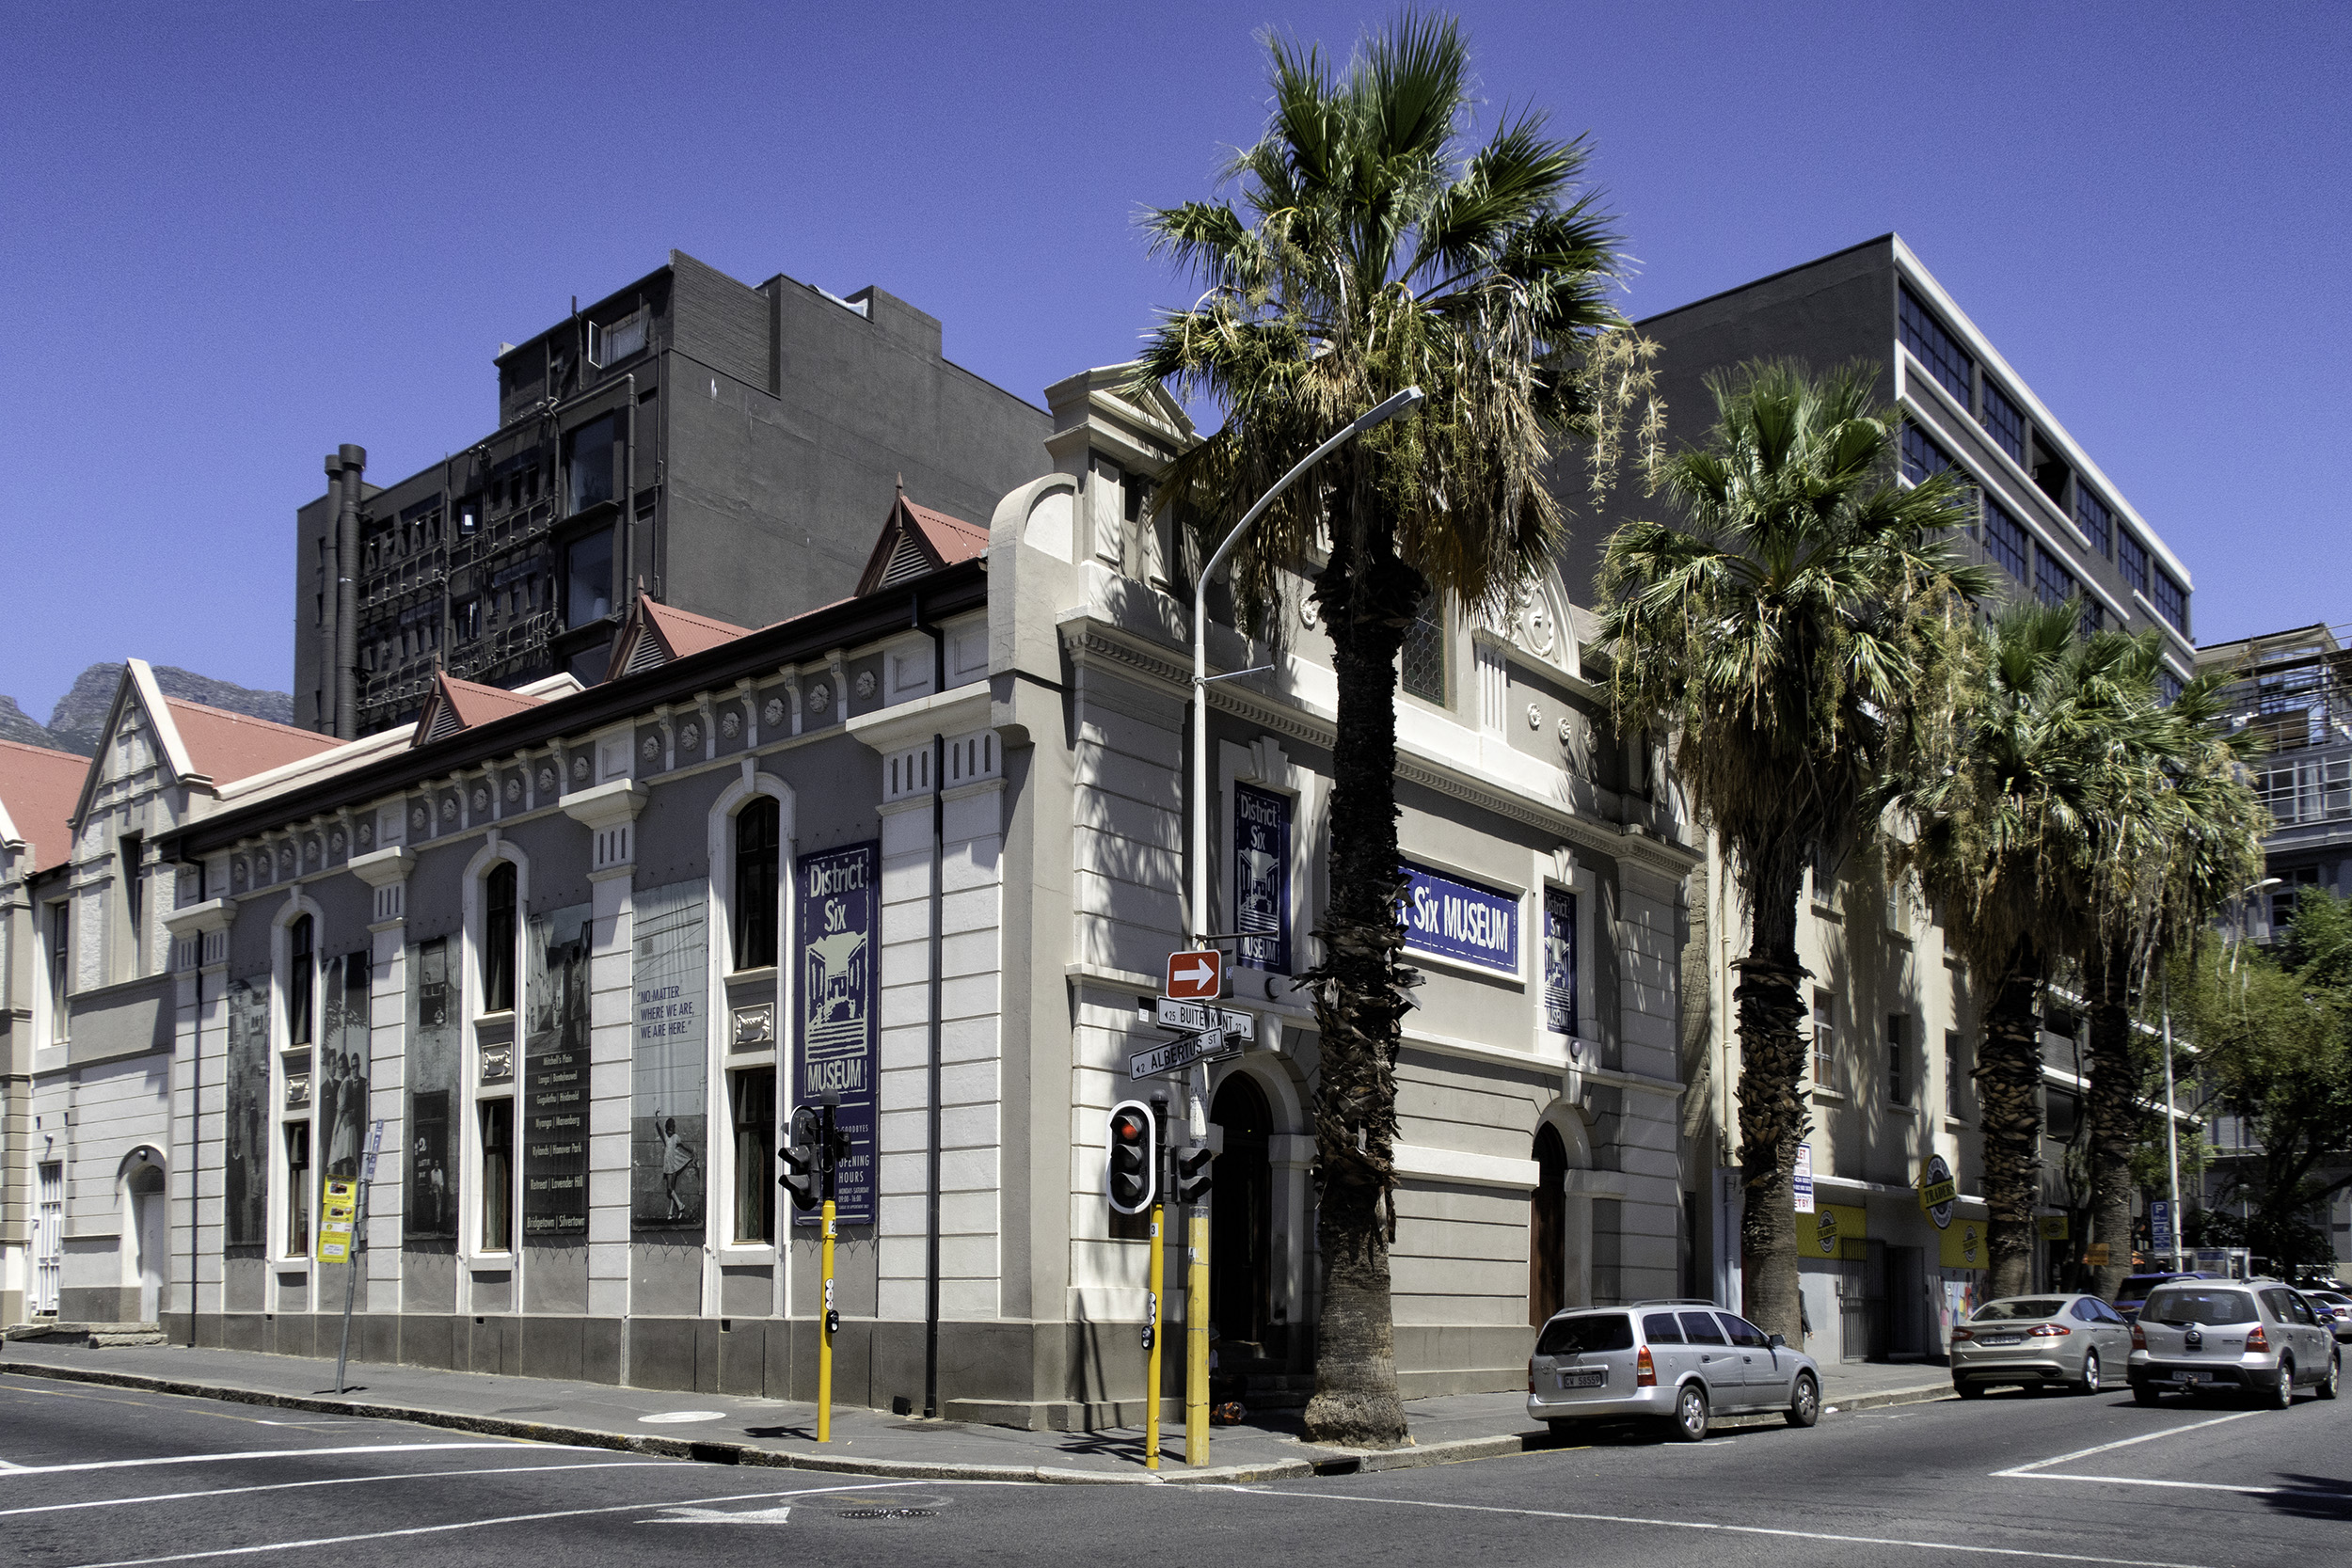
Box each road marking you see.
[641,1503,797,1524]
[1993,1410,2264,1477]
[0,1443,544,1478]
[2013,1471,2350,1499]
[636,1410,727,1424]
[0,1461,678,1518]
[58,1481,1029,1568]
[1218,1487,2218,1568]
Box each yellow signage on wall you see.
[1810,1202,1868,1260]
[2037,1214,2070,1242]
[1940,1218,1987,1270]
[316,1179,358,1264]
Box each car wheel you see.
[2078,1350,2102,1396]
[1787,1371,1820,1429]
[1954,1379,1985,1400]
[2269,1358,2296,1409]
[2319,1353,2341,1402]
[2132,1384,2162,1407]
[1669,1383,1709,1442]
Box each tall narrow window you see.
[564,414,618,515]
[2074,486,2112,557]
[733,797,781,972]
[480,1100,514,1252]
[483,862,516,1012]
[2116,531,2149,596]
[1979,379,2026,465]
[287,915,315,1047]
[1947,1030,1966,1117]
[1812,991,1836,1089]
[285,1122,311,1257]
[564,527,615,627]
[2151,573,2187,636]
[47,902,70,1038]
[1399,593,1446,703]
[119,833,143,965]
[1982,502,2028,582]
[1887,1014,1909,1106]
[732,1067,777,1244]
[1898,286,1973,405]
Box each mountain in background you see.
[1,663,295,757]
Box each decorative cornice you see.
[346,847,414,889]
[561,779,648,832]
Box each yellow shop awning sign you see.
[1809,1203,1867,1259]
[316,1178,358,1265]
[1941,1218,1987,1270]
[2037,1214,2070,1242]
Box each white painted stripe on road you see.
[0,1461,679,1518]
[2015,1470,2351,1499]
[1220,1486,2219,1568]
[1992,1410,2263,1477]
[0,1443,545,1478]
[57,1480,1033,1568]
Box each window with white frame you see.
[479,1099,514,1251]
[730,1067,777,1244]
[483,862,517,1012]
[1887,1014,1910,1107]
[1812,990,1836,1090]
[46,900,70,1040]
[1947,1030,1967,1118]
[733,796,781,972]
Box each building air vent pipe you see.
[333,444,366,738]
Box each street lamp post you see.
[1177,385,1422,1463]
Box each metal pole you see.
[818,1194,836,1443]
[1186,1197,1212,1463]
[1145,1197,1166,1470]
[2162,971,2184,1264]
[333,1180,366,1396]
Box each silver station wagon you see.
[2129,1279,2344,1406]
[1527,1301,1822,1442]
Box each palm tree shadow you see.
[2257,1473,2352,1523]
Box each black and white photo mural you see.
[406,937,458,1241]
[320,952,371,1177]
[630,879,707,1230]
[522,904,592,1240]
[223,975,270,1251]
[795,842,877,1226]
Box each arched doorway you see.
[127,1162,167,1323]
[1210,1074,1274,1354]
[1529,1124,1567,1324]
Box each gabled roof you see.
[0,736,92,874]
[855,488,991,596]
[165,698,340,783]
[605,597,754,683]
[410,671,549,747]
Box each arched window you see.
[483,862,517,1012]
[1530,1123,1568,1324]
[733,796,781,972]
[286,915,315,1046]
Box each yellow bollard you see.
[1145,1202,1165,1470]
[818,1197,836,1443]
[1185,1202,1210,1464]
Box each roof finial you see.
[896,472,906,497]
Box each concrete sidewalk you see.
[0,1338,1951,1485]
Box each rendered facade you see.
[13,368,1698,1420]
[292,251,1051,741]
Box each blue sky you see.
[5,0,2344,718]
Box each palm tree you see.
[1133,12,1639,1447]
[2077,657,2265,1297]
[1597,361,1987,1340]
[1896,603,2169,1296]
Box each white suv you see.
[1527,1302,1822,1442]
[2128,1278,2343,1406]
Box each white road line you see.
[59,1480,1032,1568]
[1992,1411,2264,1478]
[0,1443,548,1478]
[0,1461,679,1518]
[1217,1487,2218,1568]
[2015,1471,2351,1499]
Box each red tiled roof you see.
[642,599,753,659]
[901,498,989,566]
[0,737,89,873]
[164,698,341,784]
[410,673,548,747]
[854,491,992,596]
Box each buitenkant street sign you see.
[1136,998,1257,1040]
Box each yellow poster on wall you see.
[1808,1202,1868,1261]
[316,1178,358,1264]
[2037,1214,2070,1242]
[1941,1217,1988,1270]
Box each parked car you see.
[2299,1288,2352,1344]
[1950,1294,2133,1397]
[2114,1271,2212,1322]
[2128,1279,2343,1406]
[1527,1301,1821,1442]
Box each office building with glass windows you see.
[292,251,1051,741]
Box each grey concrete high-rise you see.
[294,251,1052,738]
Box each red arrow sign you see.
[1165,948,1223,1000]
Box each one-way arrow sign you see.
[1165,948,1223,1000]
[1130,1027,1236,1083]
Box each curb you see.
[0,1355,1955,1481]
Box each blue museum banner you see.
[1232,783,1292,974]
[1543,887,1578,1036]
[794,841,879,1226]
[1398,860,1520,975]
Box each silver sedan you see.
[1951,1293,2134,1397]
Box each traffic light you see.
[779,1103,824,1212]
[1177,1147,1213,1203]
[1107,1100,1157,1214]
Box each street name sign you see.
[1136,997,1257,1041]
[1165,949,1223,1000]
[1130,1027,1236,1082]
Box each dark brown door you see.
[1210,1075,1273,1351]
[1530,1124,1567,1324]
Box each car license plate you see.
[1558,1368,1605,1389]
[2182,1372,2201,1386]
[1984,1336,2022,1347]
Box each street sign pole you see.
[1185,1165,1210,1465]
[331,1118,387,1398]
[1144,1094,1169,1471]
[818,1099,839,1444]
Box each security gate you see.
[34,1161,63,1316]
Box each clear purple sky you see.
[6,1,2344,719]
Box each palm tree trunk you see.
[1298,532,1423,1449]
[2083,939,2138,1298]
[1978,960,2045,1298]
[1734,858,1809,1344]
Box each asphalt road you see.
[4,1370,2347,1568]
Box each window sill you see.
[719,1243,778,1264]
[1810,901,1843,924]
[1944,1115,1971,1132]
[1810,1086,1847,1104]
